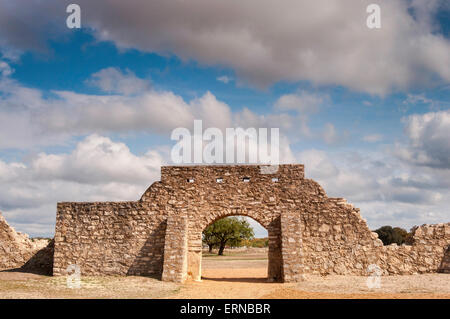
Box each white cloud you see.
[0,135,164,236]
[1,1,449,94]
[363,134,383,143]
[0,60,12,76]
[190,91,233,130]
[86,67,151,95]
[0,132,296,236]
[320,123,349,145]
[0,71,230,147]
[274,91,326,114]
[272,91,350,144]
[322,123,338,145]
[216,75,232,84]
[30,134,163,185]
[297,108,450,230]
[0,66,328,151]
[297,147,450,230]
[396,110,450,168]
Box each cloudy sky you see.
[0,0,449,237]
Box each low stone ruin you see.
[0,211,53,274]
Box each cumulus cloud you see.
[0,60,12,76]
[0,135,164,236]
[86,67,151,95]
[0,65,331,150]
[297,148,450,230]
[1,0,449,94]
[30,134,163,185]
[0,132,296,236]
[396,110,450,168]
[272,91,349,144]
[0,69,235,147]
[296,108,450,230]
[274,91,327,114]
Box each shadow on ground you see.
[200,276,269,283]
[1,240,54,276]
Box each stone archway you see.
[53,164,450,281]
[156,165,311,283]
[187,211,282,282]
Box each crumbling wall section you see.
[377,223,450,275]
[0,212,48,270]
[299,179,383,276]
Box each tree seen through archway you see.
[202,217,254,255]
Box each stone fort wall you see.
[53,164,449,281]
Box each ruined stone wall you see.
[52,164,449,281]
[299,183,384,275]
[377,223,450,275]
[53,201,168,276]
[0,211,48,270]
[295,178,450,276]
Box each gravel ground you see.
[0,251,448,299]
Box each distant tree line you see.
[373,226,415,245]
[242,237,269,248]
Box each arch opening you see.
[202,216,268,283]
[186,213,283,283]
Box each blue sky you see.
[0,0,449,237]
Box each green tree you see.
[202,217,254,255]
[203,227,219,253]
[374,226,411,245]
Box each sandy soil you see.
[0,271,179,299]
[177,254,450,299]
[0,251,448,299]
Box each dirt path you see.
[173,254,450,299]
[171,267,288,299]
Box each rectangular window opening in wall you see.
[272,177,279,182]
[187,178,195,183]
[243,177,250,182]
[216,178,223,183]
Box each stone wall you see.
[52,164,450,282]
[53,202,168,276]
[0,211,48,270]
[376,223,450,275]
